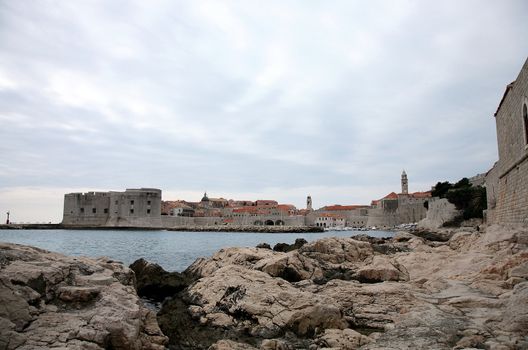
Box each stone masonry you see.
[62,188,162,227]
[493,57,528,224]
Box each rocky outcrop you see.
[154,225,528,349]
[130,258,190,300]
[0,243,168,350]
[272,238,307,252]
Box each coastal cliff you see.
[0,243,168,350]
[133,225,528,349]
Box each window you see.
[523,103,528,145]
[115,200,118,205]
[147,209,151,214]
[92,208,96,214]
[147,200,151,205]
[80,208,84,213]
[104,208,109,214]
[130,209,134,214]
[130,200,134,205]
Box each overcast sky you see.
[1,1,527,223]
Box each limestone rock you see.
[315,328,371,349]
[155,225,528,349]
[130,257,190,300]
[184,247,275,278]
[0,242,168,350]
[208,339,258,350]
[254,251,323,282]
[298,237,373,264]
[158,265,347,349]
[355,256,409,283]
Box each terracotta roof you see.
[323,205,368,211]
[494,81,515,117]
[382,192,399,200]
[277,204,296,211]
[410,191,432,198]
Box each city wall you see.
[493,58,528,224]
[417,198,460,229]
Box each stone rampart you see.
[418,197,460,229]
[494,58,528,224]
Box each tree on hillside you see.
[432,178,487,221]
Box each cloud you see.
[0,1,527,221]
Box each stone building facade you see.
[62,188,162,227]
[309,171,430,229]
[490,58,528,224]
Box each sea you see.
[0,229,393,272]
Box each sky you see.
[0,1,527,223]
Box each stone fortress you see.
[62,171,431,229]
[62,188,162,227]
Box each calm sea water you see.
[0,229,393,272]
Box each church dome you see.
[201,192,209,202]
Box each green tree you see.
[433,178,487,220]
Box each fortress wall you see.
[366,208,398,228]
[107,189,161,224]
[62,192,110,226]
[396,201,428,224]
[494,58,528,224]
[63,189,162,227]
[161,216,195,227]
[160,215,305,228]
[485,163,499,224]
[418,197,460,229]
[496,161,528,224]
[283,216,305,226]
[343,214,368,227]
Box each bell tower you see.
[307,195,313,211]
[401,170,408,194]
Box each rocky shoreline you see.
[0,243,167,349]
[1,224,527,349]
[135,225,527,349]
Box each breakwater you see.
[0,223,323,233]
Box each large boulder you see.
[130,258,190,300]
[0,242,167,350]
[298,237,373,264]
[158,265,347,349]
[185,247,275,278]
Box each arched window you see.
[523,102,528,146]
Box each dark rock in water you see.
[256,242,272,249]
[130,258,191,301]
[272,242,290,252]
[273,238,308,252]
